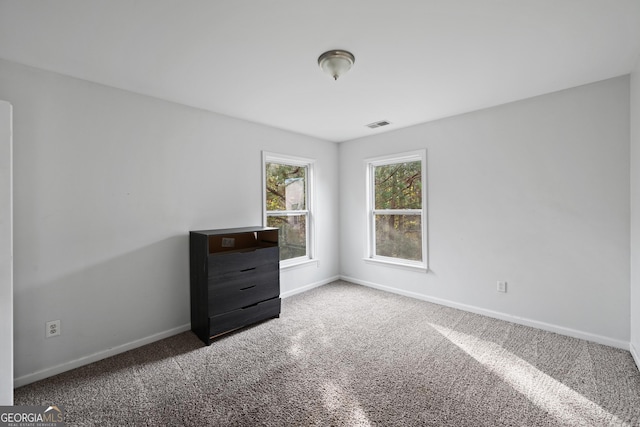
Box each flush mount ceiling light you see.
[318,50,355,81]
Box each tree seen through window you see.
[371,158,424,262]
[265,162,308,261]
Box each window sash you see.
[373,161,422,210]
[267,210,309,215]
[266,212,309,261]
[263,152,315,265]
[372,209,421,215]
[366,150,427,269]
[372,212,423,261]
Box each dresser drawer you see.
[208,246,278,276]
[208,261,278,286]
[208,297,281,338]
[208,269,279,315]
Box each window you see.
[263,152,314,265]
[366,150,427,269]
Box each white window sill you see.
[280,258,319,271]
[363,257,428,273]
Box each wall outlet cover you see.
[46,320,60,338]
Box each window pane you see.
[374,161,422,210]
[375,214,422,261]
[266,163,306,211]
[267,215,307,260]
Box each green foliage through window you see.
[266,163,306,211]
[375,214,422,261]
[374,161,422,210]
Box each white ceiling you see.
[1,1,640,142]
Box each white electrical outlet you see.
[46,320,61,338]
[497,281,507,293]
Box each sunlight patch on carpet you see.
[430,323,627,426]
[288,331,305,358]
[321,380,372,426]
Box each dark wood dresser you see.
[189,226,280,345]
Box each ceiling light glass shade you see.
[318,50,355,80]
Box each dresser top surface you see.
[190,226,278,236]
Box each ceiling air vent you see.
[366,120,391,129]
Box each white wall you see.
[0,100,13,404]
[631,57,640,368]
[0,58,340,386]
[340,77,631,348]
[0,53,634,386]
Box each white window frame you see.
[262,151,316,269]
[365,149,428,271]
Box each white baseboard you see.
[14,323,191,388]
[631,342,640,372]
[281,275,339,299]
[15,276,633,388]
[340,275,629,350]
[14,277,338,388]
